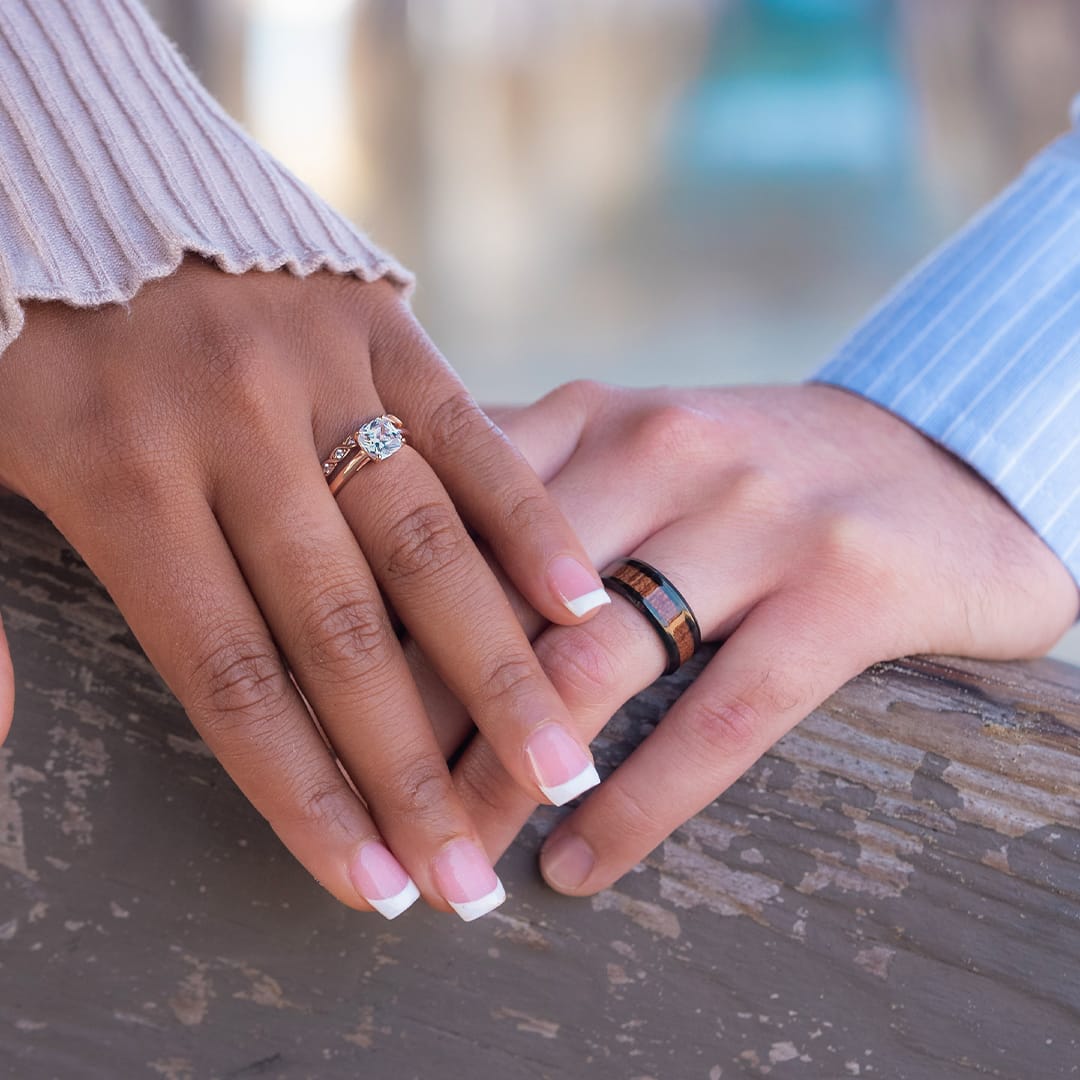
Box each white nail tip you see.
[368,878,421,920]
[540,764,601,807]
[564,588,611,618]
[449,880,507,922]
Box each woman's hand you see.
[433,380,1078,894]
[0,257,608,920]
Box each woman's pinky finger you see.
[71,494,423,920]
[537,592,875,896]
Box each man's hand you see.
[431,380,1078,894]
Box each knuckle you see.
[724,464,790,519]
[474,652,538,707]
[298,582,390,678]
[366,287,426,355]
[564,377,608,402]
[73,396,187,514]
[679,696,762,758]
[187,628,290,734]
[820,508,877,562]
[501,489,551,537]
[631,403,716,466]
[815,509,899,596]
[278,772,356,836]
[194,320,263,389]
[384,500,467,581]
[84,436,180,516]
[426,390,489,456]
[391,755,454,825]
[536,628,619,707]
[456,748,516,817]
[187,319,272,418]
[546,378,607,412]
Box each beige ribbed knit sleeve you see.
[0,0,412,356]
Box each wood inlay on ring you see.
[605,560,700,670]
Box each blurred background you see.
[147,0,1080,659]
[145,0,1080,398]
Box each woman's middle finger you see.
[214,416,508,921]
[333,434,603,809]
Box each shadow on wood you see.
[1,493,1078,1079]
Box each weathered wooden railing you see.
[1,491,1078,1080]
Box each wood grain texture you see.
[602,560,700,673]
[0,492,1078,1080]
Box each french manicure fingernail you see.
[525,723,601,805]
[541,833,595,891]
[433,839,506,922]
[549,555,610,617]
[350,842,421,920]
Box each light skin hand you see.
[0,257,608,920]
[422,380,1078,894]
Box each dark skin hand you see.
[0,258,610,918]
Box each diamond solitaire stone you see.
[357,415,404,460]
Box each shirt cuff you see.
[813,127,1080,590]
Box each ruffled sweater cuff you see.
[0,0,412,356]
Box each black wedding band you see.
[601,558,702,676]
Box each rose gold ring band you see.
[322,414,407,499]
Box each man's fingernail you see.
[548,555,610,617]
[541,833,595,891]
[350,842,421,920]
[525,723,600,806]
[433,839,506,922]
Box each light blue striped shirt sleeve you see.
[814,124,1080,590]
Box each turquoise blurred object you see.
[670,0,914,181]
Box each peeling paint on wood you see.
[0,749,31,881]
[2,493,1080,1079]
